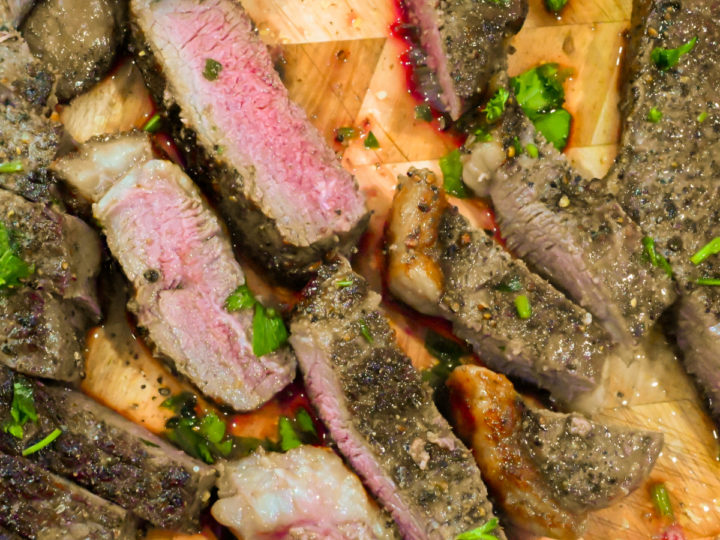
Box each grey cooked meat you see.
[481,104,676,345]
[0,32,54,110]
[0,367,217,531]
[447,365,662,539]
[0,453,137,540]
[290,258,505,540]
[0,1,34,27]
[130,0,368,285]
[605,0,720,421]
[21,0,127,101]
[402,0,527,119]
[386,168,611,402]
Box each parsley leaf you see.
[252,305,289,357]
[278,416,302,451]
[422,330,467,392]
[532,108,572,150]
[364,131,380,149]
[203,59,223,81]
[456,518,500,540]
[278,407,320,452]
[335,126,358,143]
[22,428,62,456]
[647,107,663,123]
[0,161,23,174]
[225,284,256,311]
[482,88,510,123]
[3,378,37,439]
[0,222,34,289]
[651,36,697,71]
[544,0,567,12]
[440,149,468,198]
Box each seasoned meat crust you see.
[130,0,369,284]
[290,258,505,540]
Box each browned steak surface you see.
[0,32,54,110]
[290,258,504,540]
[606,0,720,421]
[0,367,217,531]
[0,452,137,539]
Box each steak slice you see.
[386,169,610,402]
[605,0,720,421]
[213,446,399,539]
[0,1,34,27]
[130,0,368,284]
[0,32,54,110]
[290,258,505,540]
[0,367,217,531]
[402,0,527,119]
[475,104,676,345]
[21,0,127,102]
[447,365,662,539]
[0,453,137,539]
[94,157,296,410]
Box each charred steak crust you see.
[129,0,369,285]
[0,368,216,531]
[290,259,505,540]
[606,0,720,421]
[0,453,137,539]
[0,32,55,110]
[438,207,610,402]
[488,104,675,344]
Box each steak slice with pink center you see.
[94,158,296,411]
[130,0,368,284]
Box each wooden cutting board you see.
[240,0,720,538]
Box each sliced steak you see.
[21,0,127,102]
[386,169,611,402]
[213,446,399,539]
[605,0,720,421]
[474,104,676,345]
[0,453,137,539]
[0,367,217,531]
[0,32,54,110]
[290,258,505,540]
[130,0,368,284]
[94,157,296,410]
[448,365,662,539]
[402,0,527,119]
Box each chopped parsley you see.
[422,330,468,392]
[142,113,162,133]
[456,518,501,540]
[511,63,573,150]
[358,318,374,343]
[277,407,319,452]
[22,428,62,457]
[335,278,354,288]
[642,236,673,277]
[473,127,493,143]
[0,161,23,174]
[544,0,568,12]
[690,237,720,265]
[697,111,708,123]
[439,148,468,198]
[0,222,34,289]
[650,483,674,518]
[203,59,223,81]
[335,126,358,143]
[225,284,288,356]
[364,131,380,149]
[515,294,532,319]
[482,88,510,123]
[2,378,37,439]
[415,104,433,122]
[651,36,697,71]
[647,107,663,123]
[697,278,720,286]
[525,143,539,158]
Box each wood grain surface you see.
[242,0,720,538]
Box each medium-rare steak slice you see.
[386,169,610,402]
[0,32,54,110]
[470,104,676,345]
[94,157,296,410]
[290,258,505,540]
[213,446,399,539]
[402,0,527,119]
[447,365,662,539]
[605,0,720,421]
[130,0,368,284]
[21,0,127,102]
[0,453,137,539]
[0,367,217,531]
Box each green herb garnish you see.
[511,63,573,151]
[515,294,532,319]
[473,127,493,143]
[142,113,162,133]
[494,275,522,292]
[0,161,23,174]
[22,428,62,456]
[277,407,319,452]
[415,104,433,122]
[642,236,673,277]
[544,0,568,12]
[278,416,302,451]
[647,107,663,123]
[422,330,467,392]
[456,517,500,540]
[697,278,720,286]
[691,237,720,265]
[697,111,708,123]
[0,223,34,289]
[525,143,539,158]
[225,284,288,356]
[650,483,674,518]
[651,36,697,71]
[335,126,358,143]
[439,148,468,198]
[225,284,256,311]
[203,59,223,81]
[2,378,37,439]
[482,88,510,123]
[359,318,374,343]
[336,278,354,288]
[364,131,380,149]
